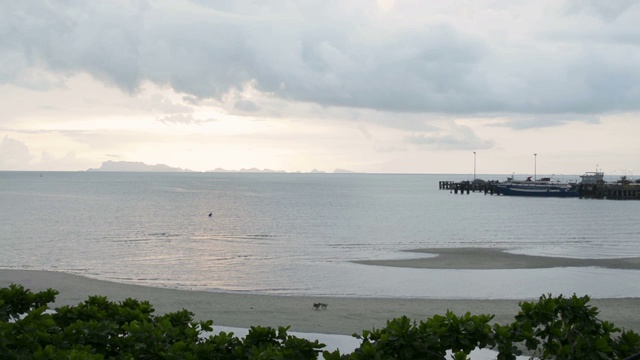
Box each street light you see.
[534,153,537,181]
[473,151,476,180]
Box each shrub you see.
[1,284,639,359]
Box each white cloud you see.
[0,136,94,171]
[0,136,34,169]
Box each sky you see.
[1,0,639,176]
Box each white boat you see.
[495,177,579,198]
[580,171,604,184]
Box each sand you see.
[2,248,639,335]
[354,248,640,270]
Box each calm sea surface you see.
[1,171,639,299]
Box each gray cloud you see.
[0,2,147,90]
[234,99,259,112]
[2,0,639,128]
[563,0,637,22]
[404,124,493,151]
[493,115,600,130]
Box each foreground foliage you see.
[1,284,639,359]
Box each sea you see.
[1,171,639,300]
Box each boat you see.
[495,176,579,198]
[579,171,604,184]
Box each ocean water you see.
[1,171,639,299]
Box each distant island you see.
[87,161,194,172]
[87,161,357,174]
[207,167,286,173]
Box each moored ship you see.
[495,176,579,198]
[579,171,605,185]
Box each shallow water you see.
[1,171,639,299]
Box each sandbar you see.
[1,269,639,335]
[354,247,640,270]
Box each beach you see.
[2,248,640,335]
[0,269,525,335]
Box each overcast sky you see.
[1,0,639,176]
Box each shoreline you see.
[2,269,639,334]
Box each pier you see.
[578,182,640,200]
[439,179,640,200]
[438,180,501,195]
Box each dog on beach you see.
[313,302,328,310]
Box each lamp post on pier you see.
[473,151,476,180]
[534,153,538,181]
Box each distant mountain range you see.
[206,167,285,173]
[87,161,193,172]
[87,161,357,174]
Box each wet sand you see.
[354,247,640,270]
[2,268,639,335]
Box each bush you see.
[510,294,640,360]
[1,284,639,359]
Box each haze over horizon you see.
[1,1,639,176]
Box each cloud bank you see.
[1,1,639,173]
[2,0,639,121]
